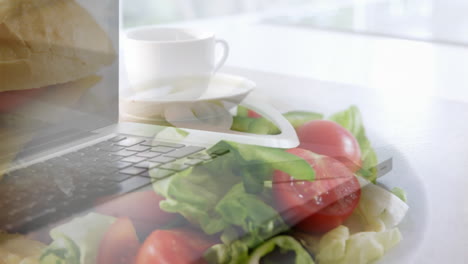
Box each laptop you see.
[0,0,298,234]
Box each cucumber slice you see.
[283,111,323,129]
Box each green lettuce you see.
[391,187,408,203]
[153,157,289,237]
[206,236,315,264]
[234,106,378,183]
[329,106,379,182]
[248,236,315,264]
[316,226,401,264]
[153,160,238,234]
[205,240,251,264]
[215,183,288,247]
[40,235,80,264]
[44,213,116,264]
[283,111,323,129]
[208,140,315,194]
[232,108,323,135]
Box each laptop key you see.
[109,173,134,182]
[134,161,160,169]
[119,176,152,194]
[184,159,204,166]
[115,138,145,147]
[136,152,161,158]
[147,168,175,180]
[150,156,175,164]
[188,153,213,161]
[165,146,206,159]
[109,136,127,142]
[160,163,189,172]
[150,146,176,154]
[120,167,146,176]
[153,142,186,148]
[121,156,147,164]
[110,161,133,170]
[112,150,137,157]
[139,171,150,177]
[127,145,150,152]
[140,140,155,147]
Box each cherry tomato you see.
[297,120,362,172]
[97,218,140,264]
[247,109,262,118]
[95,191,178,239]
[273,148,361,234]
[0,88,44,113]
[136,229,215,264]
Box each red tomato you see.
[297,120,362,172]
[247,109,262,118]
[136,229,215,264]
[95,191,178,239]
[97,218,140,264]
[273,148,361,234]
[0,88,44,113]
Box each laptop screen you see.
[0,0,119,170]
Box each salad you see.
[0,106,409,264]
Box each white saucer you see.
[120,73,300,148]
[122,73,255,104]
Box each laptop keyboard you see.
[0,135,228,233]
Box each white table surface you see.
[121,10,468,263]
[165,13,468,104]
[222,67,468,264]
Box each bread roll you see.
[0,0,115,92]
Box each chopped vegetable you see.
[329,106,379,182]
[283,111,323,129]
[248,236,315,264]
[391,187,408,203]
[355,177,409,230]
[316,226,401,264]
[46,213,116,264]
[40,235,80,264]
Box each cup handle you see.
[214,39,230,73]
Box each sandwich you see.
[0,0,115,93]
[0,0,116,179]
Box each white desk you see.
[120,11,468,263]
[169,15,468,104]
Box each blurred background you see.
[121,0,468,103]
[122,0,468,45]
[123,0,318,27]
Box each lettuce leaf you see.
[154,159,288,237]
[205,239,251,264]
[354,178,409,231]
[208,141,315,186]
[283,111,323,129]
[215,183,288,247]
[154,160,238,235]
[232,109,323,135]
[316,226,401,264]
[206,236,314,264]
[46,213,116,264]
[248,236,315,264]
[391,187,408,203]
[40,235,80,264]
[329,106,379,182]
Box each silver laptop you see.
[0,0,297,234]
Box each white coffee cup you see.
[124,27,229,93]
